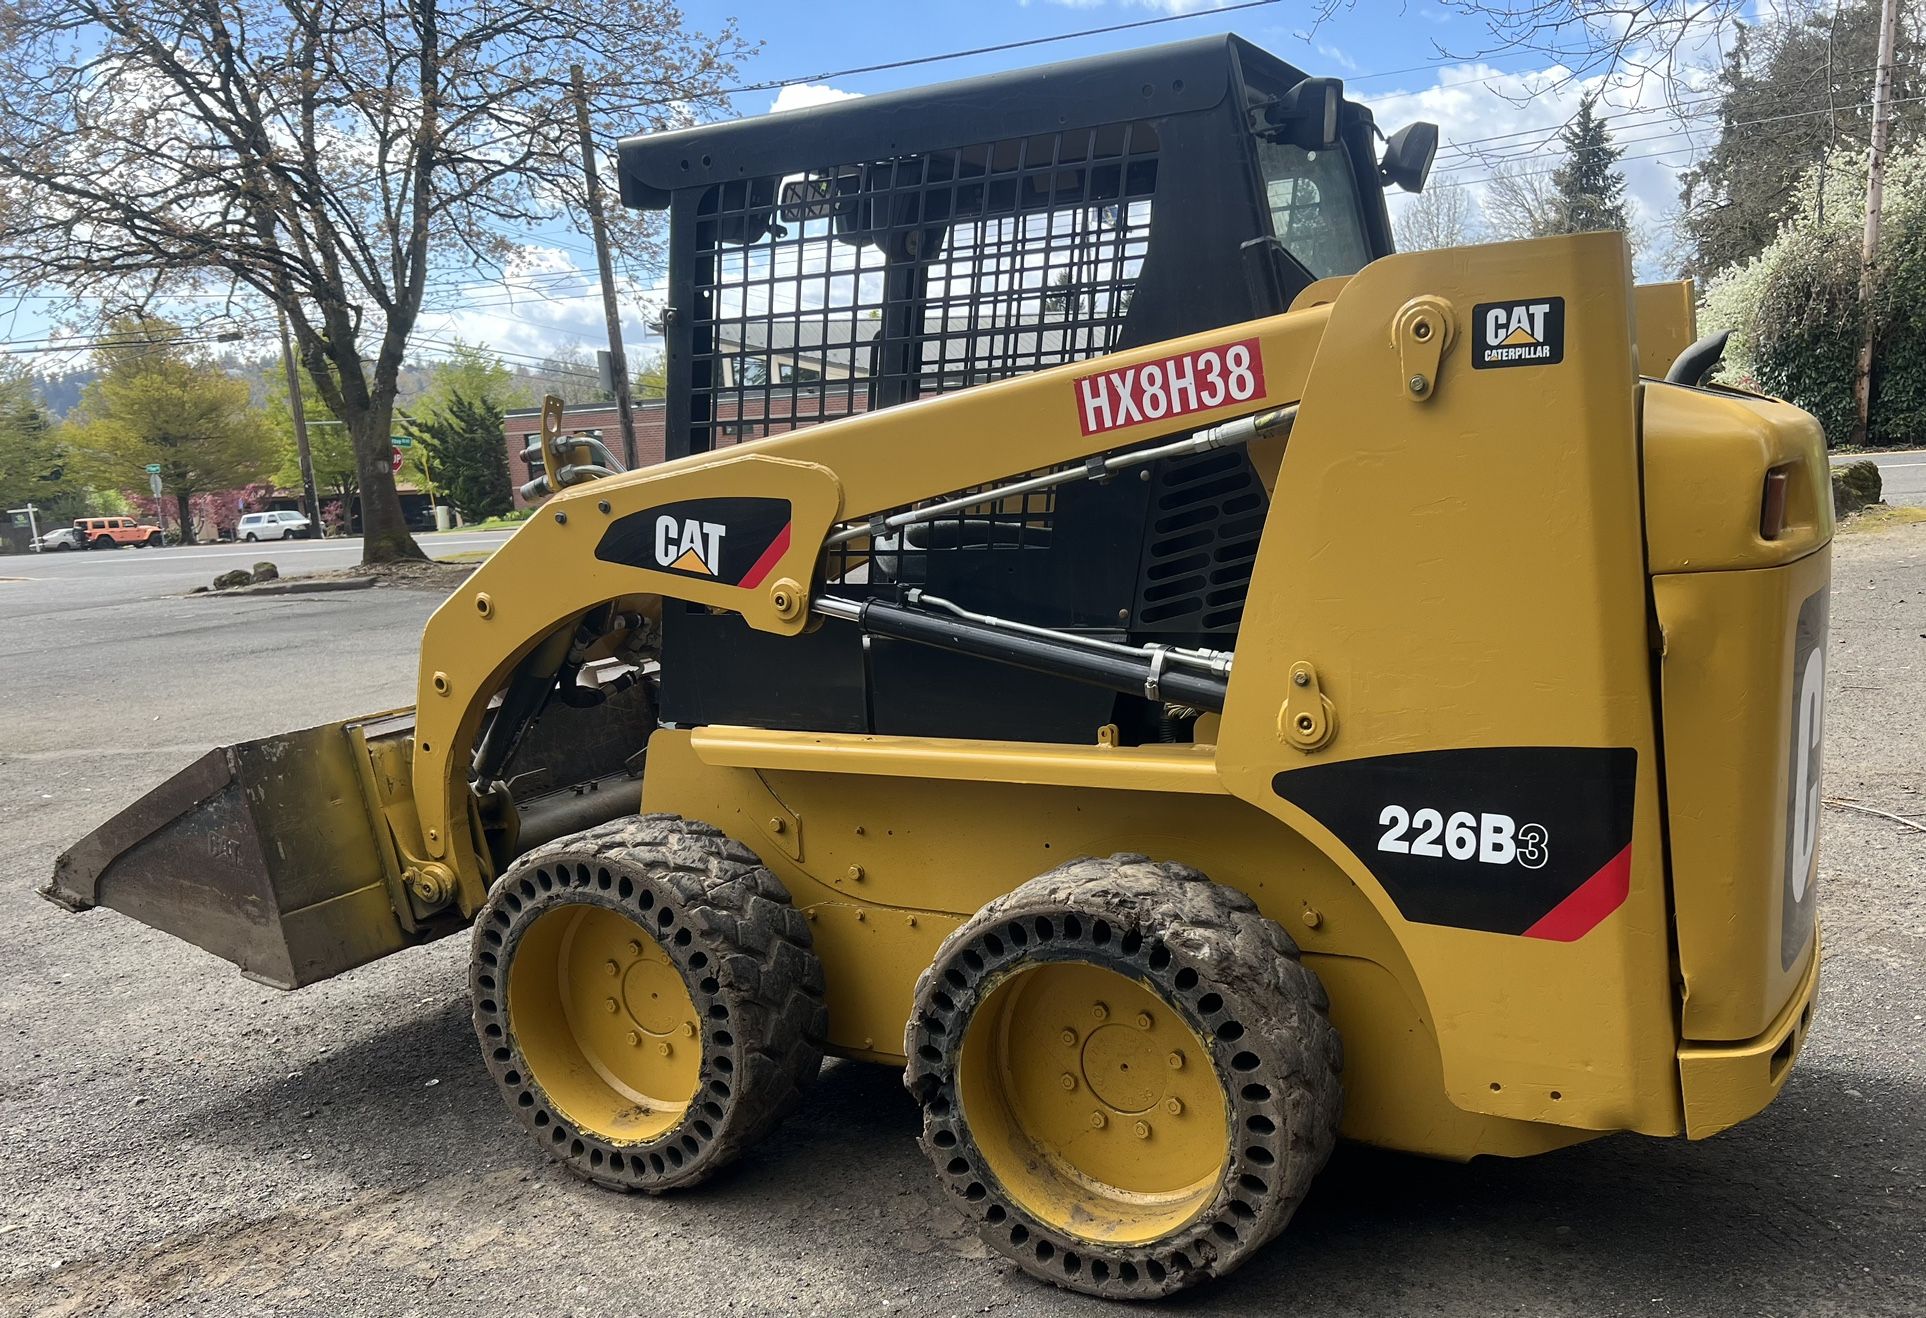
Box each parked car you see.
[30,526,85,552]
[237,510,312,542]
[75,516,164,549]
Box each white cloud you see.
[768,83,864,115]
[1316,43,1359,73]
[1363,55,1723,279]
[415,244,668,367]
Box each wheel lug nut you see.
[1165,1097,1183,1116]
[1089,1111,1107,1129]
[1134,1121,1151,1139]
[1167,1051,1185,1070]
[605,997,619,1014]
[626,1031,641,1048]
[1091,1002,1108,1021]
[1060,1028,1078,1047]
[657,1041,672,1057]
[1059,1073,1077,1091]
[1136,1011,1153,1030]
[627,940,643,956]
[681,1022,696,1038]
[605,959,621,977]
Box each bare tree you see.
[1481,162,1566,241]
[1394,185,1481,251]
[0,1,745,562]
[1437,0,1749,98]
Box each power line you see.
[708,0,1286,101]
[1429,91,1926,188]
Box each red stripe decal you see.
[1522,844,1632,942]
[736,522,791,590]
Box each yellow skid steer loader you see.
[47,36,1830,1299]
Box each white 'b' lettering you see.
[1479,813,1517,865]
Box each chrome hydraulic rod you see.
[809,595,1229,711]
[824,403,1298,548]
[904,590,1233,678]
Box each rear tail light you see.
[1760,467,1790,540]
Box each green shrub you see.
[1703,142,1926,448]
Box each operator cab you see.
[617,35,1436,743]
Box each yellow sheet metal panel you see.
[408,454,846,892]
[689,727,1226,794]
[1642,382,1833,573]
[644,731,1599,1159]
[1653,550,1831,1039]
[1632,279,1696,378]
[1677,934,1820,1139]
[1215,232,1683,1138]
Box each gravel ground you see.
[0,523,1921,1317]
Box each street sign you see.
[391,446,404,475]
[145,463,162,474]
[149,473,163,499]
[391,435,413,449]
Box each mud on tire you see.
[904,854,1343,1299]
[471,814,826,1192]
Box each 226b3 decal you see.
[1274,746,1637,941]
[1376,807,1548,869]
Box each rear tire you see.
[144,532,162,548]
[905,854,1342,1299]
[472,814,826,1192]
[244,532,257,542]
[92,536,113,550]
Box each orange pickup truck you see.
[75,516,164,549]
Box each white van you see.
[236,510,313,542]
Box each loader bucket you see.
[44,712,425,989]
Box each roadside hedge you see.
[1702,141,1926,448]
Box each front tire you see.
[472,815,826,1192]
[905,855,1342,1299]
[91,536,113,550]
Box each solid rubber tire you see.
[904,853,1343,1299]
[472,814,827,1192]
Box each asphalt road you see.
[1835,448,1926,506]
[0,531,514,615]
[0,524,1922,1316]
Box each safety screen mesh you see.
[688,123,1160,587]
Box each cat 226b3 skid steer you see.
[49,36,1831,1298]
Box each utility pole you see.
[1853,0,1901,447]
[572,63,638,469]
[277,308,327,533]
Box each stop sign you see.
[391,445,404,475]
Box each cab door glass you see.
[1255,139,1371,279]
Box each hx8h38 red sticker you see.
[1074,337,1267,436]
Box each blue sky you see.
[11,0,1737,375]
[414,0,1727,369]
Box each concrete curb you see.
[199,576,377,597]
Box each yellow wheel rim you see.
[506,903,701,1144]
[959,962,1228,1244]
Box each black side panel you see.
[659,607,868,733]
[866,637,1117,743]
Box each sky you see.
[10,0,1755,379]
[418,0,1741,374]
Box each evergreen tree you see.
[0,364,81,522]
[408,392,513,523]
[1680,3,1926,279]
[1547,95,1630,236]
